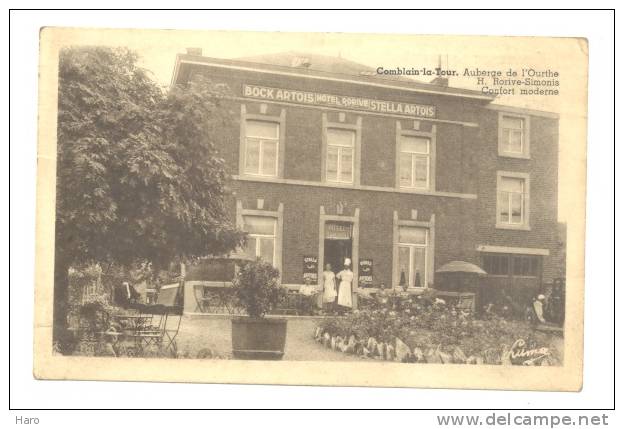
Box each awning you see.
[436,261,487,275]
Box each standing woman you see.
[322,263,337,311]
[336,258,354,312]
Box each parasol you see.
[436,261,487,275]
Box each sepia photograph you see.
[32,28,588,390]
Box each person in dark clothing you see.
[114,281,140,307]
[546,279,565,326]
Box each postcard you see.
[34,28,587,390]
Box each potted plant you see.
[231,258,289,360]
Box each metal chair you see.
[130,283,183,355]
[193,284,208,313]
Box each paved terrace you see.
[176,315,361,361]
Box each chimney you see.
[430,76,449,87]
[430,54,449,87]
[291,56,312,68]
[186,47,202,56]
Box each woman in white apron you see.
[336,259,354,310]
[322,263,337,310]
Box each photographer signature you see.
[510,339,551,365]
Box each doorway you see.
[323,221,353,274]
[324,239,352,274]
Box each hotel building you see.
[172,50,561,309]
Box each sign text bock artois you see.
[243,84,436,118]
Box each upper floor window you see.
[399,135,430,189]
[326,128,355,184]
[497,172,530,230]
[397,226,428,289]
[498,176,524,224]
[498,113,530,158]
[244,120,279,177]
[502,116,524,153]
[242,215,276,265]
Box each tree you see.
[55,47,245,346]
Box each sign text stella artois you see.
[243,84,436,118]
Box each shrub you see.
[231,258,287,318]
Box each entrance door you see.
[323,221,353,274]
[324,239,352,274]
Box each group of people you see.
[320,258,354,312]
[528,282,565,327]
[482,281,565,327]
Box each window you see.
[502,116,524,153]
[482,254,510,276]
[512,255,540,277]
[497,172,529,229]
[242,215,276,265]
[482,253,540,278]
[326,128,355,183]
[397,226,428,288]
[399,135,430,189]
[498,113,530,158]
[498,176,524,224]
[244,120,279,177]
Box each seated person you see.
[376,283,390,306]
[482,302,495,319]
[299,276,318,296]
[114,281,141,308]
[299,277,322,311]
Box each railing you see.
[194,285,320,316]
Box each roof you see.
[172,52,496,101]
[237,51,386,78]
[436,261,487,275]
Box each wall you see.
[232,181,477,286]
[474,110,560,282]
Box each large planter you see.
[231,317,288,360]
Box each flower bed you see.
[314,293,561,365]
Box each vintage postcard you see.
[34,28,587,390]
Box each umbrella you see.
[436,261,487,275]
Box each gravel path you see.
[176,315,361,361]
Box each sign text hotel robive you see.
[243,84,436,118]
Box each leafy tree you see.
[55,47,245,345]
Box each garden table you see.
[106,313,162,352]
[112,314,153,331]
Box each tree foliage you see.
[56,46,245,273]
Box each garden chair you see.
[131,283,183,355]
[211,287,241,315]
[193,284,208,313]
[198,286,230,314]
[273,291,301,316]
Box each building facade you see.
[172,51,560,307]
